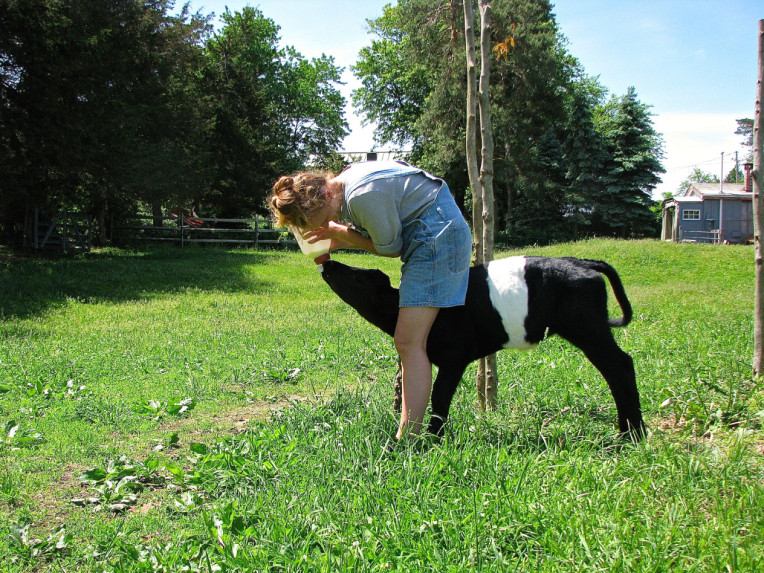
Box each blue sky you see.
[185,1,762,198]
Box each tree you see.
[489,0,573,243]
[593,87,664,237]
[197,7,347,217]
[352,1,665,246]
[351,6,431,149]
[352,0,473,206]
[737,118,754,162]
[678,168,719,192]
[0,2,347,246]
[560,76,609,238]
[0,0,211,246]
[726,165,744,184]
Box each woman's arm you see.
[304,222,400,258]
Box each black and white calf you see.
[320,256,645,440]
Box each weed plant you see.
[0,240,762,571]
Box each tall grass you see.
[0,240,761,571]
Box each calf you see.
[320,256,645,440]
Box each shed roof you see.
[681,182,750,199]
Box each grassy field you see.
[0,239,762,571]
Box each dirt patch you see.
[160,395,311,438]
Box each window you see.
[683,209,700,220]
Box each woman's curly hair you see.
[268,172,333,229]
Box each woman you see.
[269,161,471,439]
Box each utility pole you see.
[720,152,725,243]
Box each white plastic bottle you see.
[290,226,331,265]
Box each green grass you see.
[0,240,762,571]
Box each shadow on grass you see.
[0,245,279,319]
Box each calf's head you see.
[320,259,399,336]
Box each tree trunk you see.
[152,200,164,228]
[478,0,495,265]
[478,0,498,409]
[464,0,482,265]
[464,0,499,410]
[753,19,764,375]
[463,0,490,410]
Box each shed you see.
[661,181,753,244]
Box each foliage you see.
[352,0,665,246]
[351,5,432,149]
[0,2,347,246]
[678,168,720,193]
[75,455,174,512]
[2,421,43,449]
[133,397,197,421]
[195,8,347,218]
[736,118,754,162]
[592,87,665,237]
[677,163,746,194]
[0,0,213,245]
[7,521,71,565]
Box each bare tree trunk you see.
[478,0,495,264]
[463,0,489,410]
[152,200,164,228]
[464,0,499,410]
[753,20,764,375]
[464,0,482,265]
[477,0,498,409]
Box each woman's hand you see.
[304,221,382,254]
[304,221,354,251]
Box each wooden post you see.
[753,19,764,375]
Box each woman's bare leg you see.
[394,306,440,439]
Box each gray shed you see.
[661,181,753,244]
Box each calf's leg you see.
[427,362,468,437]
[560,328,645,440]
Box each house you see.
[336,150,410,163]
[661,168,754,244]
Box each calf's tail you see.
[568,258,633,328]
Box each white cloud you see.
[652,112,749,197]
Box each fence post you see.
[62,211,68,252]
[178,207,184,247]
[254,217,259,249]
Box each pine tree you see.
[594,87,665,237]
[561,77,608,238]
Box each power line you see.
[664,150,745,173]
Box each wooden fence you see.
[34,210,93,252]
[116,213,295,248]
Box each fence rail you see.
[116,214,295,248]
[34,210,93,252]
[680,229,721,244]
